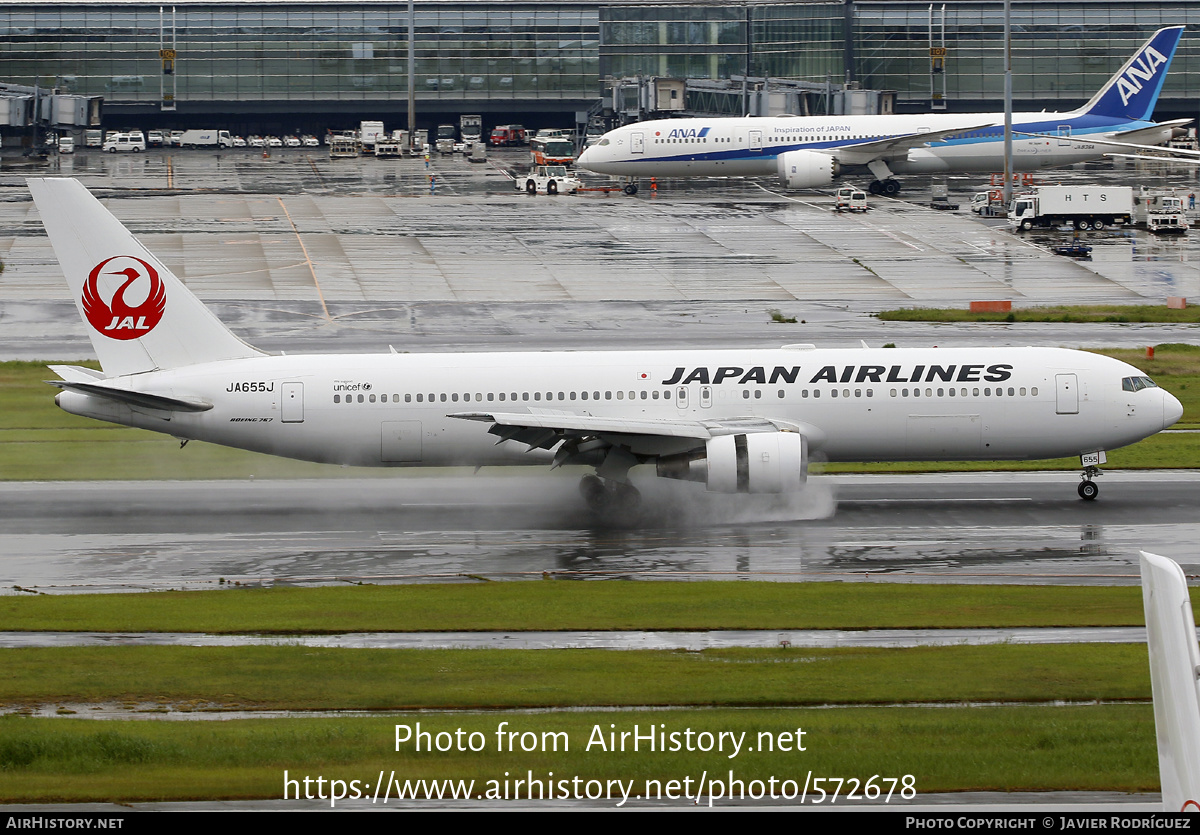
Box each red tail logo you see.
[81,256,166,340]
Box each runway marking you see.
[277,196,332,322]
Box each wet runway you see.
[2,471,1195,594]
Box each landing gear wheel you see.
[547,179,558,195]
[579,475,642,525]
[868,180,883,196]
[1078,480,1099,501]
[623,183,639,196]
[882,179,900,196]
[525,180,536,195]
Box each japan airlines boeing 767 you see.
[578,27,1186,196]
[30,178,1181,518]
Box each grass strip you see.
[874,305,1200,324]
[0,582,1157,633]
[0,706,1158,802]
[0,644,1153,710]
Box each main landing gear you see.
[1078,464,1102,501]
[579,474,642,524]
[868,179,901,196]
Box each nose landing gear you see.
[1078,464,1102,501]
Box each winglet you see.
[1139,550,1200,812]
[28,178,264,376]
[1079,27,1184,122]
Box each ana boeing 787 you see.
[578,27,1187,196]
[30,178,1181,518]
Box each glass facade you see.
[599,3,843,83]
[854,1,1200,105]
[0,3,600,103]
[0,2,1198,112]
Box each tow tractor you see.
[517,165,582,195]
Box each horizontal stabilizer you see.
[1139,551,1200,812]
[47,380,213,413]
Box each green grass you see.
[0,582,1160,633]
[874,304,1200,323]
[0,644,1156,710]
[0,706,1159,802]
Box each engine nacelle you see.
[705,432,807,494]
[776,150,839,189]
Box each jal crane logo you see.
[81,255,167,340]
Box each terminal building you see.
[2,0,1200,133]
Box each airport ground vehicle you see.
[103,132,146,153]
[359,120,385,153]
[1134,189,1190,233]
[329,135,359,158]
[57,136,74,154]
[517,165,582,195]
[302,135,319,147]
[28,177,1183,516]
[83,129,102,148]
[435,124,456,154]
[490,125,526,146]
[374,137,402,157]
[531,136,575,166]
[460,114,482,146]
[231,136,247,147]
[146,130,164,147]
[835,186,868,212]
[579,27,1187,196]
[284,135,301,147]
[179,129,233,148]
[1009,185,1133,231]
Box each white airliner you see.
[578,27,1187,196]
[30,178,1181,517]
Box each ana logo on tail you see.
[1117,45,1168,106]
[81,256,166,340]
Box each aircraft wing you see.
[831,123,997,165]
[450,410,801,460]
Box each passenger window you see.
[334,395,340,403]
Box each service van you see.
[103,132,146,153]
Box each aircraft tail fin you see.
[1139,550,1200,813]
[28,177,264,377]
[1078,27,1184,122]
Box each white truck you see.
[435,124,456,154]
[1009,185,1133,231]
[459,114,482,150]
[359,120,385,153]
[1134,188,1190,234]
[178,129,233,148]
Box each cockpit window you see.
[598,138,610,146]
[1122,376,1159,392]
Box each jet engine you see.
[776,150,839,189]
[657,432,808,493]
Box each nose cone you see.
[1164,390,1184,429]
[576,145,593,168]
